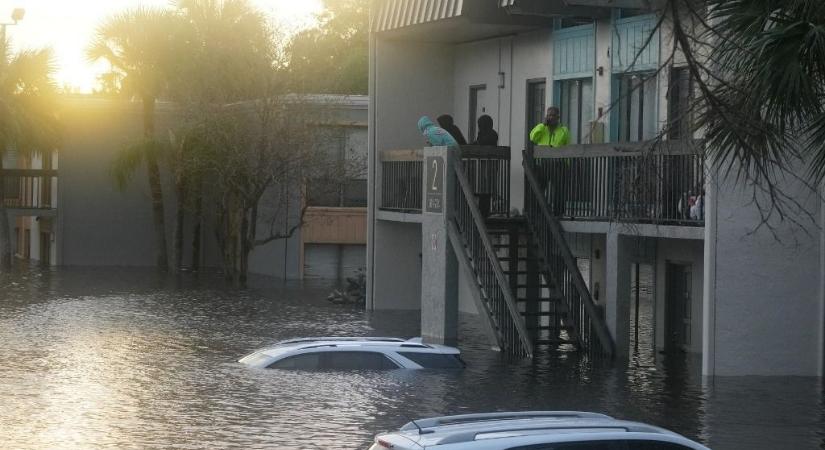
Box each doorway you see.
[39,232,51,265]
[525,79,546,151]
[630,263,656,363]
[665,262,692,353]
[468,85,487,143]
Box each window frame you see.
[611,71,658,143]
[269,349,402,370]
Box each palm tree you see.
[665,0,825,216]
[87,7,181,271]
[0,38,60,271]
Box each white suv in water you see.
[368,412,711,450]
[239,337,464,370]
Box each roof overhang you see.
[499,0,660,19]
[373,0,552,43]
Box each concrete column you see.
[421,146,459,346]
[605,229,632,358]
[702,163,718,376]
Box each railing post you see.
[420,146,459,346]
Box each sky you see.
[1,0,323,93]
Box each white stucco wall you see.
[368,37,455,309]
[704,165,823,376]
[511,30,553,211]
[373,39,455,151]
[372,220,422,310]
[593,18,612,143]
[450,30,555,212]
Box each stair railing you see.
[449,154,533,358]
[522,150,615,357]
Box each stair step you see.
[515,284,552,289]
[526,325,577,332]
[521,311,564,317]
[515,298,560,303]
[533,338,577,345]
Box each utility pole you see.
[1,8,26,61]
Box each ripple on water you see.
[0,267,823,449]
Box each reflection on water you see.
[0,267,823,449]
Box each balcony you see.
[378,145,511,218]
[531,141,704,226]
[1,169,58,211]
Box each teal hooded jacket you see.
[418,116,459,147]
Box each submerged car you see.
[369,411,711,450]
[239,337,464,370]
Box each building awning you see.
[372,0,552,42]
[373,0,466,33]
[499,0,656,18]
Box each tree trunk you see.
[143,96,169,271]
[173,176,186,272]
[239,209,249,284]
[0,158,12,271]
[191,184,202,271]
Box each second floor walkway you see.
[377,141,705,237]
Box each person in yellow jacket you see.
[529,106,570,147]
[529,106,570,216]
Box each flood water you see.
[1,267,823,449]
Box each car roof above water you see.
[244,337,459,358]
[379,412,701,448]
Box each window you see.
[526,79,546,151]
[617,8,647,19]
[306,126,367,208]
[558,78,594,144]
[268,351,399,370]
[554,17,594,29]
[397,352,465,369]
[268,352,322,370]
[615,73,657,142]
[323,351,399,370]
[668,67,693,140]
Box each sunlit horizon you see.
[1,0,323,93]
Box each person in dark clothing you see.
[436,114,467,145]
[472,114,498,146]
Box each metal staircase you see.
[448,157,533,358]
[486,217,579,349]
[522,151,615,357]
[446,150,614,358]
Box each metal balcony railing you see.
[1,169,58,210]
[531,141,705,226]
[379,146,510,216]
[523,152,615,357]
[450,156,532,358]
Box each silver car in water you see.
[239,337,464,370]
[368,411,711,450]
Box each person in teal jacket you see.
[529,106,570,147]
[418,116,459,147]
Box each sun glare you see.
[1,0,324,93]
